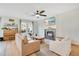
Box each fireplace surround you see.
[44,29,56,40]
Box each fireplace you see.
[44,29,56,40]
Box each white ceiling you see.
[0,3,79,20]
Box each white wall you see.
[56,8,79,45]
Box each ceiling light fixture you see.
[36,14,40,18]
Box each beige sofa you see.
[15,33,40,56]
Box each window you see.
[21,20,33,34]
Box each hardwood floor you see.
[0,40,20,56]
[30,43,58,56]
[70,44,79,56]
[0,40,79,56]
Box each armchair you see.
[49,37,71,56]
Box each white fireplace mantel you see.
[44,25,56,29]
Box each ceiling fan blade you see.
[40,15,47,17]
[40,14,47,17]
[40,10,45,13]
[31,12,36,16]
[31,14,35,16]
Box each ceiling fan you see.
[32,10,47,17]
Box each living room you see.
[0,3,79,56]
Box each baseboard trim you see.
[72,43,79,46]
[72,44,79,46]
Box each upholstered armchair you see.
[15,33,40,56]
[49,37,71,56]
